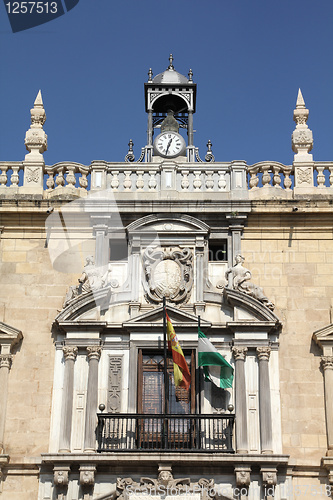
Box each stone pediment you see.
[0,321,23,349]
[223,288,281,325]
[126,214,209,235]
[123,304,212,330]
[55,287,111,322]
[313,323,333,348]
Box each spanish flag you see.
[165,311,191,390]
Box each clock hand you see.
[165,138,173,155]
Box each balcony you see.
[97,413,235,453]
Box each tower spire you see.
[168,54,174,70]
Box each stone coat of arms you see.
[143,246,193,303]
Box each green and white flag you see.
[198,328,234,389]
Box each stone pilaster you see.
[84,346,102,452]
[92,221,109,269]
[0,355,13,453]
[321,356,333,456]
[257,346,273,454]
[195,236,205,314]
[58,346,78,453]
[129,236,141,306]
[232,346,248,454]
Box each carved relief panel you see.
[107,355,123,413]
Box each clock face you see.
[154,132,186,158]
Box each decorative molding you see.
[0,354,13,370]
[261,468,277,487]
[62,345,78,362]
[232,346,248,361]
[115,469,215,500]
[321,356,333,370]
[234,466,251,487]
[256,346,271,362]
[53,466,70,487]
[87,345,102,362]
[79,464,96,487]
[108,355,123,413]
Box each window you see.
[137,350,196,449]
[208,240,228,262]
[138,351,195,414]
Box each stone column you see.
[188,111,193,147]
[58,346,78,453]
[321,356,333,455]
[232,346,248,454]
[84,346,102,452]
[147,110,153,146]
[187,111,195,162]
[0,355,12,453]
[257,347,273,454]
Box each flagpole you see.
[163,297,168,416]
[197,315,201,415]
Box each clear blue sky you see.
[1,0,332,166]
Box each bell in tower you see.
[144,55,197,162]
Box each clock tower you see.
[144,54,197,162]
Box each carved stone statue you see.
[63,256,109,308]
[225,255,274,310]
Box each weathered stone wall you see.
[0,227,80,499]
[242,201,333,465]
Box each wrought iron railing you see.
[97,413,235,453]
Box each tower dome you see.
[152,54,189,84]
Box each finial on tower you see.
[168,54,174,70]
[295,88,306,109]
[148,68,153,83]
[188,69,193,82]
[292,88,313,161]
[25,90,47,160]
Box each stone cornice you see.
[40,452,290,468]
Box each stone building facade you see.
[0,58,333,500]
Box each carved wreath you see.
[143,246,193,304]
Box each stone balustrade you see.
[247,162,294,191]
[0,160,332,199]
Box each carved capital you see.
[80,465,96,487]
[321,356,333,371]
[261,468,277,487]
[87,345,102,361]
[53,467,69,487]
[62,345,78,362]
[0,354,13,369]
[232,346,248,361]
[234,466,251,487]
[257,346,271,362]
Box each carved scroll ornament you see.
[143,246,193,304]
